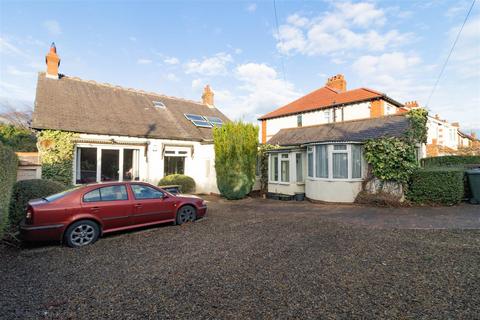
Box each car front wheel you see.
[176,205,197,225]
[64,220,100,248]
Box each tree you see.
[213,121,259,200]
[0,124,37,152]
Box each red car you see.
[20,182,207,248]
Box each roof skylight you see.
[153,101,166,109]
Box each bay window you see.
[280,154,290,182]
[315,145,328,178]
[307,144,363,180]
[307,147,314,177]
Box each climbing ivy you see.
[257,144,279,194]
[363,108,428,184]
[37,130,77,185]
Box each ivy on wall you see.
[37,130,77,186]
[257,144,279,194]
[363,109,428,184]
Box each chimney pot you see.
[202,85,214,108]
[325,74,346,92]
[45,42,60,79]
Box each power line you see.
[425,0,476,107]
[273,0,287,83]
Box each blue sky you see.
[1,0,479,133]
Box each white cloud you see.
[184,52,232,76]
[137,58,152,65]
[215,63,300,120]
[246,3,257,12]
[234,48,243,55]
[0,38,28,58]
[352,52,421,76]
[191,78,204,89]
[6,66,35,77]
[276,2,411,57]
[164,56,179,65]
[165,73,179,82]
[43,20,62,36]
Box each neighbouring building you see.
[15,152,42,181]
[258,74,407,144]
[32,44,229,193]
[258,74,415,202]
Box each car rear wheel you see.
[64,220,100,248]
[176,205,196,225]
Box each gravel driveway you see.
[1,197,479,319]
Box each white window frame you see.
[74,143,145,185]
[306,143,364,182]
[269,152,292,184]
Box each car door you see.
[129,184,177,225]
[82,185,133,231]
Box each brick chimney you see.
[451,122,460,127]
[325,74,346,92]
[404,101,419,109]
[45,42,60,79]
[202,85,214,108]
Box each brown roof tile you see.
[32,73,229,141]
[268,115,410,146]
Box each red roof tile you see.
[259,86,391,120]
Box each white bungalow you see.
[32,44,229,194]
[266,114,411,203]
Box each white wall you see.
[262,101,372,142]
[74,133,219,194]
[305,179,362,203]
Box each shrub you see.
[421,155,480,168]
[213,121,259,200]
[158,174,196,193]
[407,168,465,205]
[8,179,67,232]
[37,130,77,185]
[0,124,37,151]
[0,143,18,237]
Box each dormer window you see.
[152,101,166,109]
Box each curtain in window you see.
[296,153,303,182]
[307,149,313,177]
[315,145,328,178]
[352,145,362,179]
[271,155,278,181]
[333,153,348,179]
[281,158,289,182]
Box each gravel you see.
[1,197,479,319]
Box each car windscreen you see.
[44,186,81,202]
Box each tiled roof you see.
[32,73,229,141]
[268,115,410,146]
[258,86,402,120]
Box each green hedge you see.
[0,143,18,237]
[407,168,465,205]
[158,174,196,193]
[421,156,480,168]
[8,179,67,232]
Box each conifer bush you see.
[213,121,259,200]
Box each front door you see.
[129,184,176,225]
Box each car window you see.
[131,184,164,200]
[44,186,81,202]
[83,189,101,202]
[83,185,128,202]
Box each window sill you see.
[306,177,364,183]
[268,181,291,185]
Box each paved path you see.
[205,196,480,229]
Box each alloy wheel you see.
[70,224,96,246]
